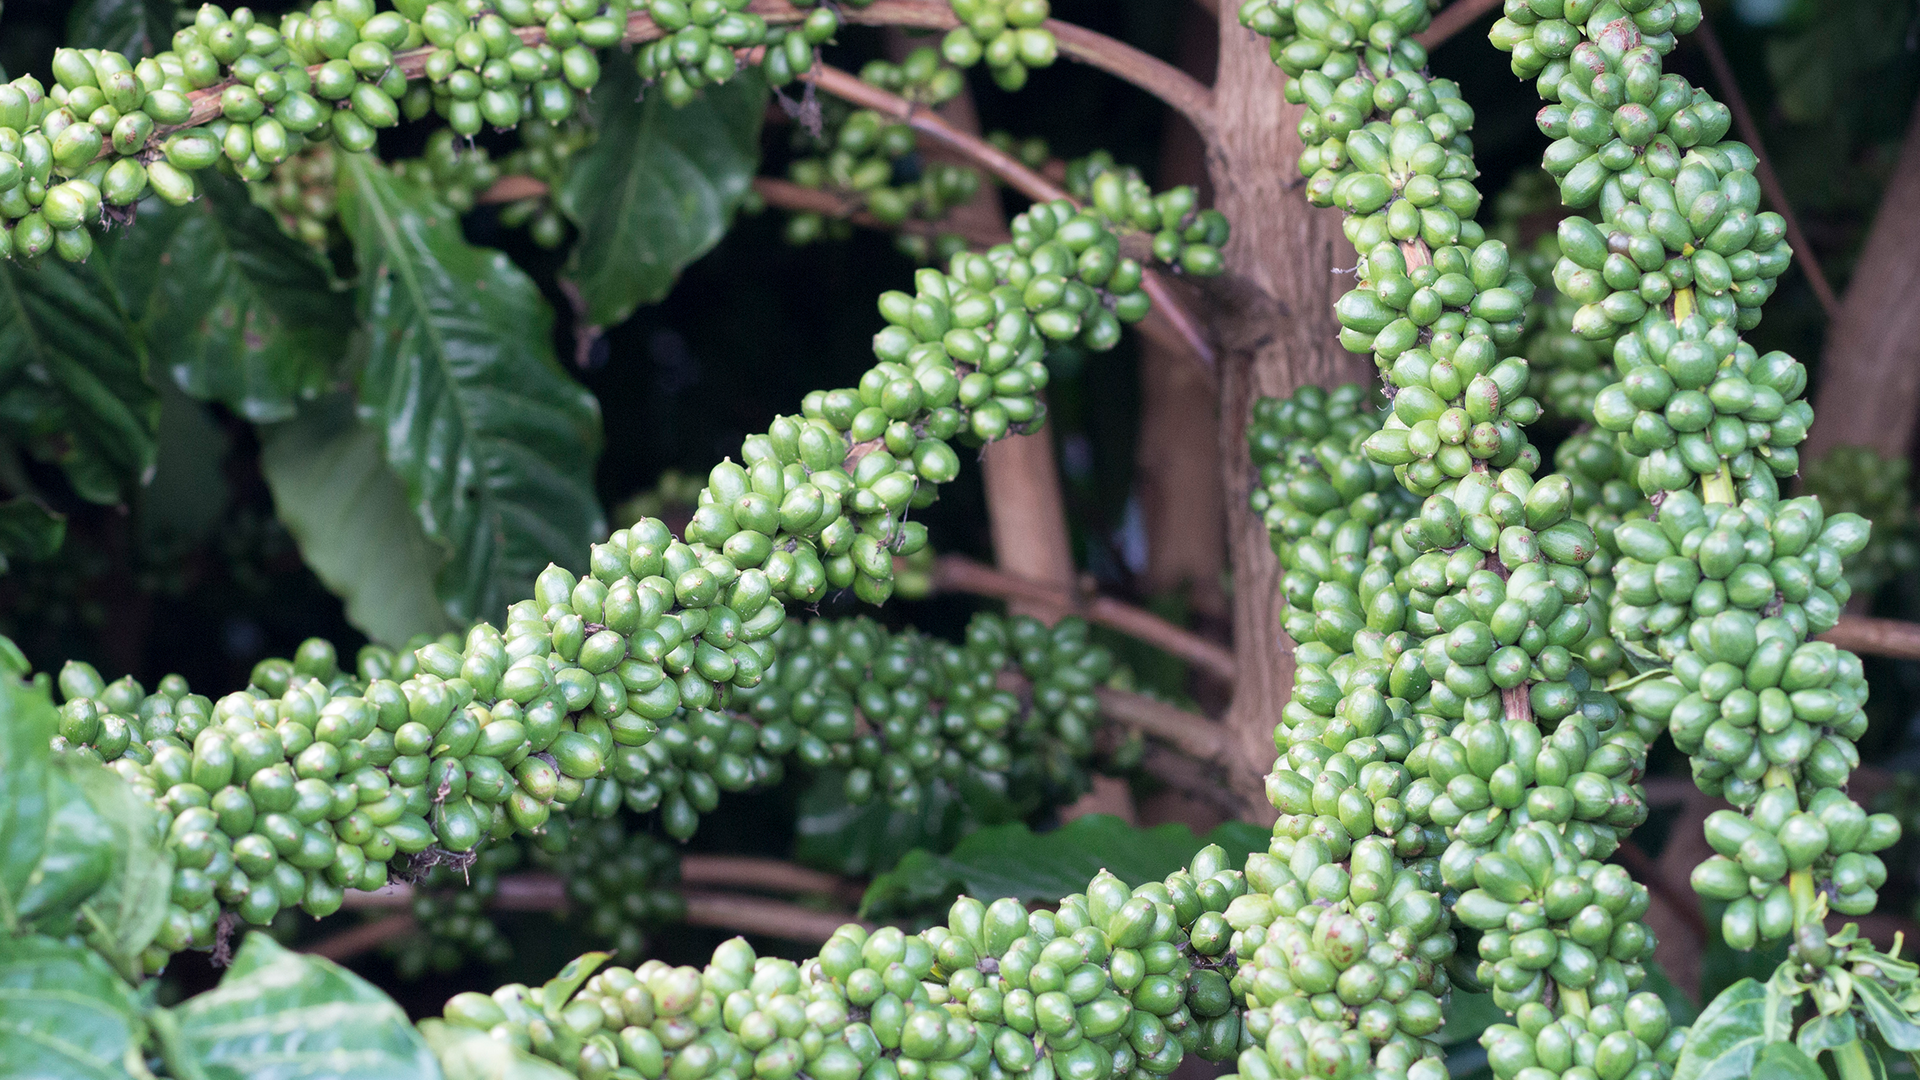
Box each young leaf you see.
[260,395,456,646]
[419,1020,576,1080]
[559,64,766,328]
[1857,977,1920,1051]
[337,153,605,627]
[112,174,348,423]
[0,260,158,505]
[0,933,144,1080]
[69,761,173,974]
[1795,1011,1857,1059]
[0,675,56,927]
[172,932,439,1080]
[1671,977,1769,1080]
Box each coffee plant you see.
[4,0,1920,1079]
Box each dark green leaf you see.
[136,384,229,561]
[559,65,765,328]
[1752,1042,1824,1080]
[13,766,114,931]
[65,0,175,59]
[860,814,1269,917]
[0,260,157,505]
[174,932,439,1080]
[0,498,64,571]
[420,1021,575,1080]
[112,176,349,423]
[70,761,172,974]
[1799,1012,1858,1059]
[0,676,55,930]
[260,395,455,646]
[1858,977,1920,1051]
[338,153,605,627]
[0,933,143,1080]
[1673,977,1769,1080]
[795,773,977,880]
[1437,991,1508,1047]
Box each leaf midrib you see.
[346,155,482,559]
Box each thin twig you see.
[681,892,868,942]
[929,554,1238,683]
[313,890,864,960]
[995,669,1226,760]
[682,856,862,904]
[1138,745,1242,816]
[799,63,1218,368]
[1691,17,1842,321]
[1818,614,1920,660]
[807,0,1216,140]
[137,3,1212,164]
[305,913,419,960]
[1413,0,1503,50]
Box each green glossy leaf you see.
[70,761,172,974]
[0,933,142,1080]
[795,772,983,880]
[559,64,765,328]
[0,260,157,505]
[0,678,54,932]
[173,932,439,1080]
[65,0,175,59]
[1858,977,1920,1051]
[260,395,455,646]
[419,1021,574,1080]
[13,765,114,931]
[860,814,1269,918]
[113,175,348,423]
[338,153,604,627]
[1763,962,1799,1044]
[1797,1009,1857,1058]
[1672,977,1768,1080]
[1752,1042,1824,1080]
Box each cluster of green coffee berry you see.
[635,0,821,106]
[1479,994,1680,1080]
[494,115,595,247]
[858,47,967,107]
[0,0,844,264]
[1483,0,1900,964]
[430,849,1252,1080]
[1062,152,1228,278]
[394,127,500,210]
[940,0,1058,92]
[726,614,1111,816]
[539,812,687,959]
[1238,0,1456,195]
[253,141,343,247]
[1511,233,1615,424]
[397,839,522,976]
[1802,445,1920,598]
[1606,492,1863,661]
[1241,385,1679,1077]
[784,108,984,245]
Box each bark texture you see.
[1804,93,1920,465]
[1205,15,1373,821]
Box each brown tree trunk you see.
[1804,93,1920,465]
[1204,15,1373,821]
[1134,4,1227,629]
